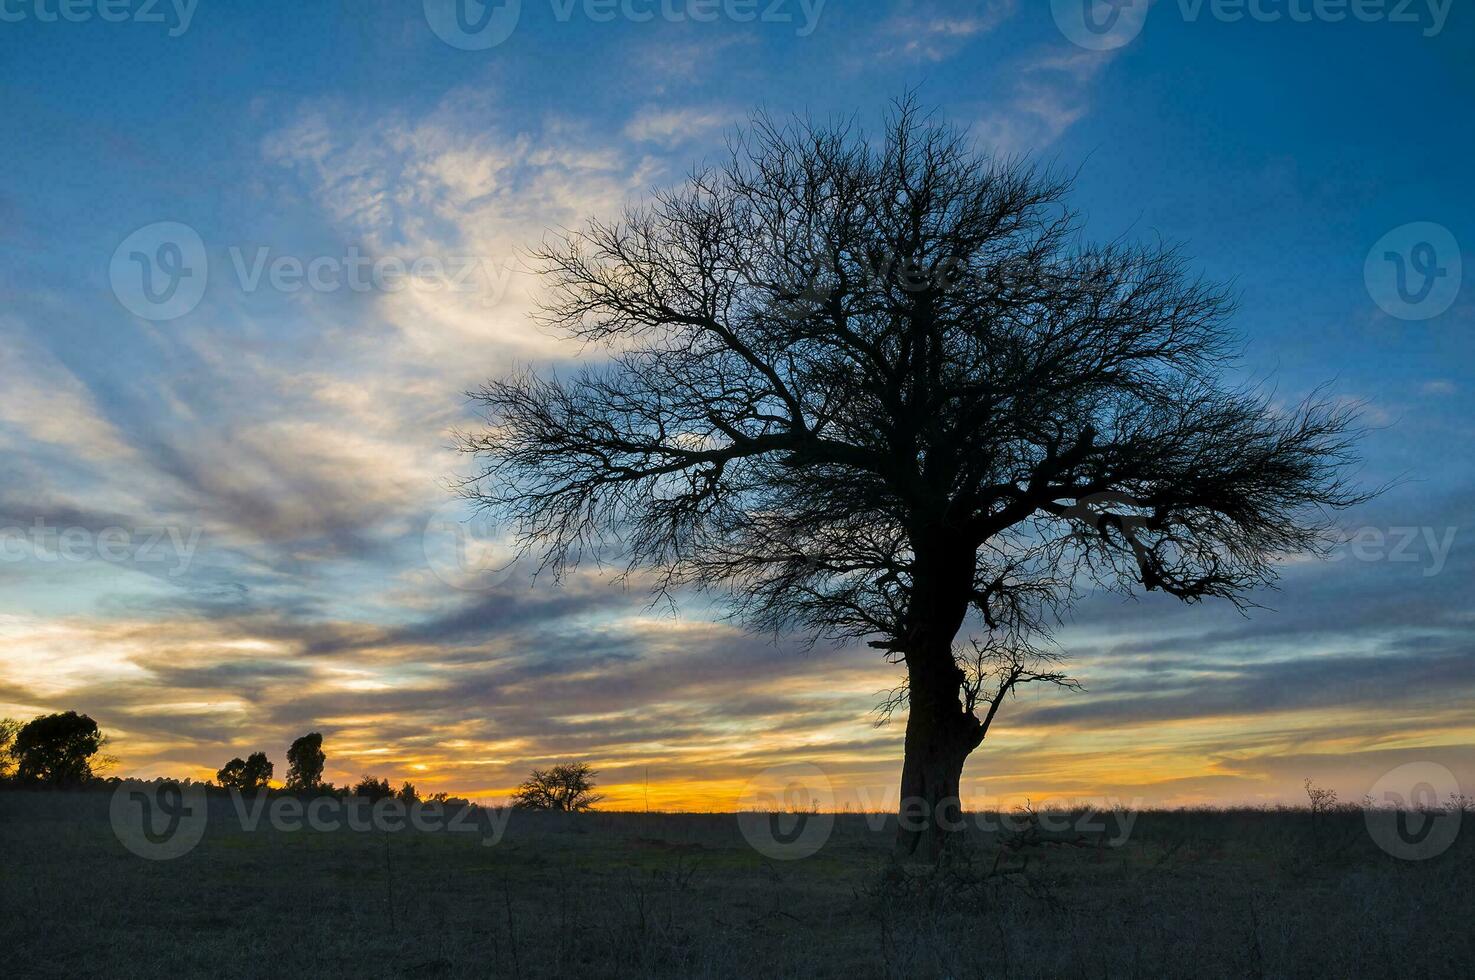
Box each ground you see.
[1,790,1470,978]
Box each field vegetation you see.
[2,789,1469,978]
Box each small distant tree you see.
[396,781,419,804]
[14,711,103,786]
[352,775,393,802]
[512,762,603,811]
[0,718,19,782]
[217,751,273,792]
[285,732,326,791]
[1305,777,1339,815]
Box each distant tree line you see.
[2,711,602,810]
[0,715,428,800]
[212,732,434,803]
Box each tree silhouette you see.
[13,711,103,786]
[462,101,1365,856]
[217,751,273,792]
[352,775,394,801]
[511,763,603,811]
[0,717,19,782]
[285,732,326,791]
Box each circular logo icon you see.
[110,781,209,860]
[1051,0,1149,51]
[1364,762,1462,860]
[423,0,522,50]
[110,221,208,321]
[422,498,521,591]
[736,763,835,861]
[1365,222,1462,321]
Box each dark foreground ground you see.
[1,790,1470,978]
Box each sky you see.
[1,0,1471,810]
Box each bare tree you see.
[512,762,604,812]
[460,100,1365,857]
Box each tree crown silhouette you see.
[285,732,326,791]
[511,762,604,811]
[462,101,1364,854]
[13,711,103,786]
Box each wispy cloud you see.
[976,45,1120,155]
[624,106,734,148]
[870,0,1018,62]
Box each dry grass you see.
[1,790,1470,978]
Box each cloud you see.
[625,33,755,91]
[624,106,734,148]
[0,319,138,464]
[5,65,1473,813]
[975,45,1120,155]
[870,0,1017,63]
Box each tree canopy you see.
[217,752,273,792]
[285,732,326,791]
[13,711,103,786]
[511,762,603,812]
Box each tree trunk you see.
[892,540,983,859]
[890,628,985,856]
[894,687,979,860]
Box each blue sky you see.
[1,0,1471,807]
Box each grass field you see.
[2,789,1470,978]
